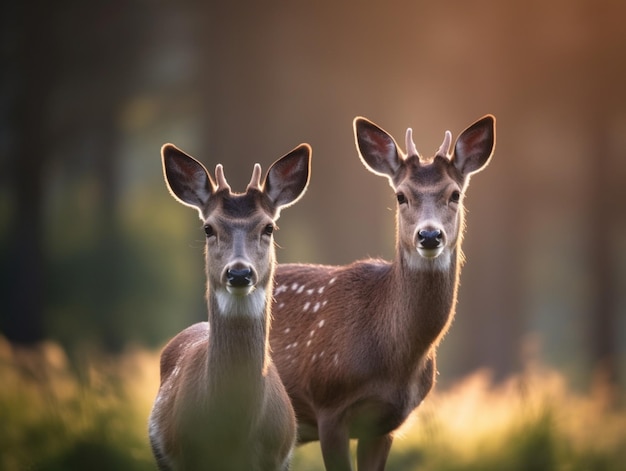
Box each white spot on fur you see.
[303,301,311,311]
[215,288,266,318]
[317,286,325,294]
[306,288,314,295]
[306,340,312,347]
[283,327,291,334]
[313,302,321,313]
[291,283,299,291]
[309,330,315,337]
[312,353,317,362]
[318,319,325,328]
[333,353,339,365]
[297,285,305,294]
[329,277,337,285]
[275,285,288,295]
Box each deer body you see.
[149,143,311,471]
[270,116,496,470]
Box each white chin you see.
[226,285,254,296]
[417,247,444,259]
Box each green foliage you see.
[0,337,156,471]
[43,177,207,352]
[2,338,625,471]
[292,368,626,471]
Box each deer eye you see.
[204,224,215,237]
[396,193,407,205]
[263,224,275,236]
[450,191,461,203]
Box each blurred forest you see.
[1,0,626,469]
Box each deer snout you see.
[223,263,257,294]
[418,229,443,249]
[415,227,446,258]
[227,267,253,286]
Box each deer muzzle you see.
[416,227,445,258]
[223,263,257,295]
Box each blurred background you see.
[1,0,625,469]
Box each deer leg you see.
[356,434,393,471]
[318,415,353,471]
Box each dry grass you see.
[0,336,158,470]
[1,336,624,470]
[386,365,626,470]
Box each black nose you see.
[418,229,443,250]
[226,267,253,287]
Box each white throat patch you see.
[215,287,267,318]
[404,249,452,272]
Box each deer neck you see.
[384,242,461,365]
[206,285,271,390]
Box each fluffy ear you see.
[162,144,214,216]
[354,117,403,179]
[452,115,496,177]
[264,143,311,215]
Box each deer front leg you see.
[318,414,353,471]
[356,434,393,471]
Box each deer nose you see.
[417,229,443,250]
[226,267,254,288]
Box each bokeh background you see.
[2,0,625,469]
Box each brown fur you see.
[270,116,495,471]
[149,143,311,470]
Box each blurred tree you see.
[584,3,624,393]
[45,1,159,351]
[588,113,619,392]
[1,0,55,344]
[1,0,162,350]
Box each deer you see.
[269,115,496,470]
[148,141,311,471]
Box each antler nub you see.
[246,163,263,192]
[436,130,453,158]
[214,164,231,192]
[405,128,419,157]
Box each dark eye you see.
[204,225,215,237]
[263,224,275,236]
[450,191,461,203]
[396,193,407,205]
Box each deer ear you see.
[264,143,311,215]
[452,115,496,177]
[354,117,403,179]
[162,144,214,216]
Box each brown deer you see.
[149,142,311,471]
[270,115,496,470]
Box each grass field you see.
[1,336,624,471]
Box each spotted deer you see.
[149,142,311,471]
[270,115,496,470]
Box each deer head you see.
[354,115,495,269]
[162,143,312,312]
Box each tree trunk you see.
[2,1,56,343]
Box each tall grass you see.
[0,337,157,471]
[1,336,624,470]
